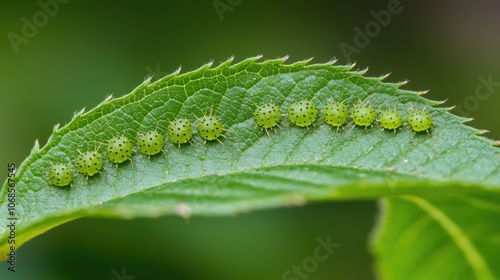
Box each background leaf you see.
[372,194,500,280]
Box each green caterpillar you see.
[47,99,433,187]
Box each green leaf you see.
[372,194,500,280]
[1,56,499,273]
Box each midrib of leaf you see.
[1,56,499,265]
[401,195,495,280]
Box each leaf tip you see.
[72,107,86,120]
[98,94,114,106]
[174,65,182,75]
[203,60,214,69]
[379,73,391,80]
[290,56,314,67]
[398,79,409,86]
[264,55,290,66]
[246,54,263,63]
[277,55,291,65]
[327,58,338,65]
[436,99,448,106]
[144,75,153,84]
[477,129,490,135]
[212,56,235,71]
[31,139,40,153]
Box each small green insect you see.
[254,102,281,131]
[168,118,194,146]
[137,130,165,156]
[322,101,348,128]
[48,163,73,187]
[407,108,433,132]
[287,100,318,127]
[106,135,133,164]
[350,102,377,127]
[379,108,403,132]
[77,150,104,177]
[197,114,225,142]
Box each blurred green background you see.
[1,0,499,279]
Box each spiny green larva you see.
[48,163,73,187]
[350,103,377,127]
[379,109,403,132]
[254,102,281,130]
[197,114,225,142]
[137,130,165,156]
[322,101,348,128]
[77,150,104,176]
[168,118,194,145]
[106,135,133,164]
[287,100,318,127]
[407,108,433,132]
